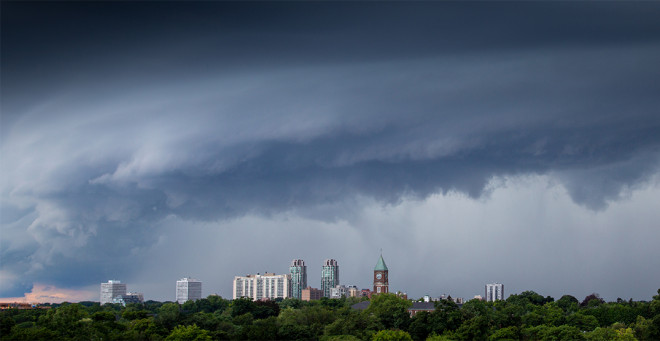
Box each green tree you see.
[408,311,433,341]
[557,295,579,313]
[488,326,519,341]
[372,329,413,341]
[567,312,600,332]
[366,294,412,330]
[429,299,462,334]
[229,297,256,317]
[156,303,181,330]
[165,324,212,341]
[247,316,278,340]
[0,314,16,337]
[324,310,382,340]
[126,317,167,340]
[122,308,149,320]
[586,327,618,340]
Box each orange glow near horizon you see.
[0,283,96,304]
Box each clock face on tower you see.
[376,273,382,280]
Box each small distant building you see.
[485,283,504,302]
[301,287,323,301]
[176,277,202,304]
[409,301,435,317]
[330,285,348,299]
[474,295,484,301]
[351,300,437,317]
[351,301,371,311]
[112,292,144,306]
[396,291,408,300]
[361,289,372,299]
[100,280,126,305]
[347,285,360,297]
[233,273,291,300]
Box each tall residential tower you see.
[321,259,339,297]
[176,277,202,304]
[485,283,504,302]
[289,259,307,299]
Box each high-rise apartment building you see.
[176,277,202,304]
[485,283,504,302]
[321,259,339,297]
[100,280,127,305]
[289,259,307,299]
[233,273,291,300]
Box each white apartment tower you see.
[289,259,307,299]
[100,280,127,305]
[176,277,202,304]
[321,259,339,298]
[485,283,504,302]
[233,273,291,300]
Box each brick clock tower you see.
[373,254,389,294]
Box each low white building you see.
[100,280,126,305]
[112,292,144,306]
[330,285,348,299]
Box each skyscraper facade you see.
[321,259,339,297]
[373,254,389,294]
[100,280,127,305]
[289,259,307,299]
[233,273,291,300]
[176,277,202,304]
[485,283,504,302]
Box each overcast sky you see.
[2,2,660,303]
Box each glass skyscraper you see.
[289,259,307,299]
[321,259,339,297]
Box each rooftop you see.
[374,254,388,271]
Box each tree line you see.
[1,289,659,340]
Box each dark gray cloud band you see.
[2,2,660,297]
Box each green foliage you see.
[372,329,413,341]
[1,287,658,341]
[156,302,181,331]
[122,307,149,320]
[324,310,382,340]
[229,297,256,317]
[430,299,462,334]
[165,324,212,341]
[367,294,412,330]
[322,335,361,341]
[488,326,519,340]
[557,295,579,313]
[567,312,600,332]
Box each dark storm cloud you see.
[2,2,660,295]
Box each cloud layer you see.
[2,2,660,299]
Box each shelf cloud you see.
[2,1,660,300]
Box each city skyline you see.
[2,2,660,303]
